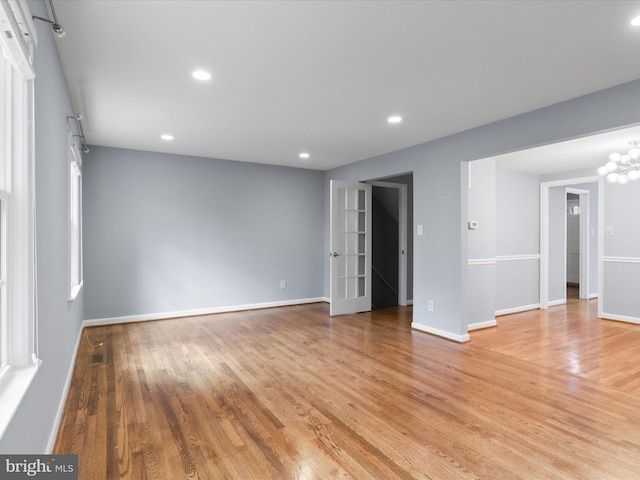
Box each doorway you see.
[565,188,590,300]
[566,192,580,299]
[367,174,413,309]
[540,179,596,308]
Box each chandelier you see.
[598,140,640,184]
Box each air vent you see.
[89,353,105,365]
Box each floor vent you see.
[89,353,105,365]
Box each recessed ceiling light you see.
[631,15,640,26]
[192,70,212,81]
[387,115,403,124]
[161,134,174,141]
[299,152,310,159]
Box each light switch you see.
[417,225,424,236]
[468,221,478,230]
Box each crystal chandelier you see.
[598,140,640,184]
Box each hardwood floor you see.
[55,301,640,479]
[471,296,640,394]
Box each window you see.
[69,134,82,300]
[0,191,7,371]
[0,0,40,439]
[0,25,7,371]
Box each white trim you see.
[0,190,7,368]
[540,176,599,310]
[496,303,540,316]
[540,181,549,309]
[46,326,83,454]
[68,282,82,302]
[68,133,83,301]
[0,0,35,79]
[602,256,640,264]
[599,312,640,325]
[598,174,605,318]
[468,258,497,266]
[496,254,540,261]
[588,293,599,300]
[548,299,566,307]
[367,180,409,307]
[411,322,470,343]
[0,360,40,440]
[540,176,600,188]
[83,297,327,327]
[566,188,590,299]
[467,319,497,331]
[0,0,38,442]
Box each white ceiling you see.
[50,1,640,171]
[493,124,640,175]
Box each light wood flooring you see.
[55,298,640,479]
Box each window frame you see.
[0,0,40,440]
[0,190,8,372]
[68,133,83,301]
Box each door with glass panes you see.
[329,180,371,316]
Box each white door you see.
[330,180,372,316]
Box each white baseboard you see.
[411,322,470,343]
[599,312,640,325]
[468,319,497,331]
[588,293,599,300]
[46,325,84,453]
[496,304,540,316]
[548,299,566,307]
[83,297,327,327]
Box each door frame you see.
[329,180,372,316]
[540,176,598,308]
[367,181,408,307]
[566,188,590,300]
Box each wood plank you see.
[55,302,640,479]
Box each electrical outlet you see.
[280,280,286,290]
[427,300,434,312]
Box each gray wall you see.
[325,79,640,339]
[325,153,468,337]
[548,186,567,303]
[601,180,640,320]
[467,158,496,327]
[8,0,640,452]
[83,147,325,320]
[544,179,599,303]
[0,0,85,453]
[495,167,540,313]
